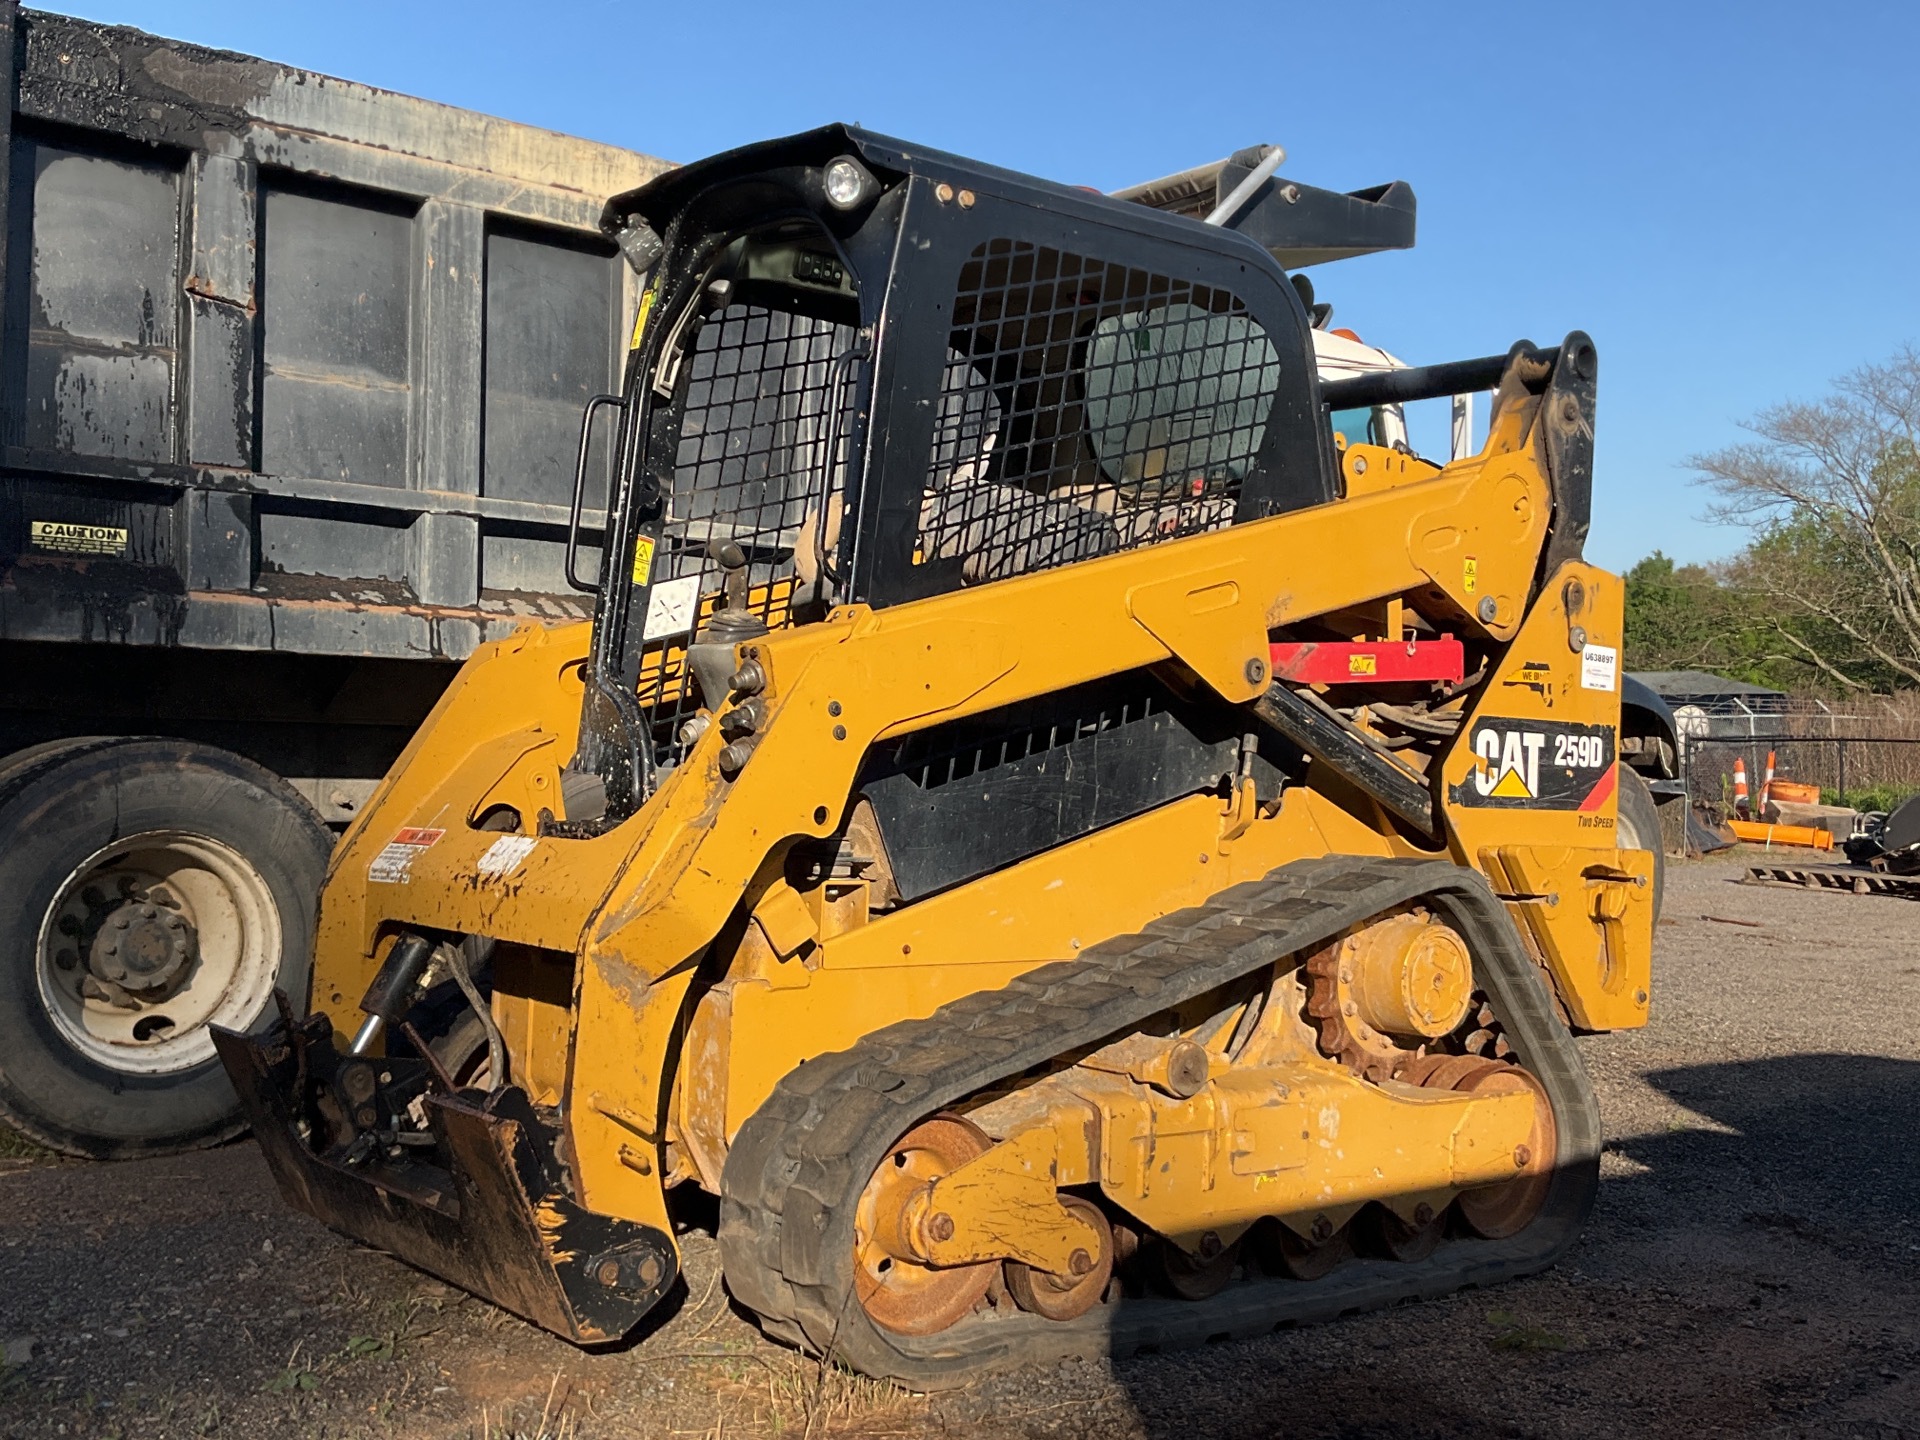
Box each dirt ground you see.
[3,852,1918,1440]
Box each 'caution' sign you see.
[30,521,127,557]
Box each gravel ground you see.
[3,852,1918,1440]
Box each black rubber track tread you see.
[718,856,1602,1388]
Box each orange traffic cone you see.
[1733,757,1750,816]
[1760,750,1776,812]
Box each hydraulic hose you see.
[446,936,506,1091]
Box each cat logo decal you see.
[1452,720,1617,811]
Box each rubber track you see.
[718,856,1602,1387]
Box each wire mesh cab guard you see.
[632,290,859,771]
[917,241,1282,587]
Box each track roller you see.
[1005,1196,1114,1321]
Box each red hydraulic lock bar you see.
[1267,637,1465,686]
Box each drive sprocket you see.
[1303,909,1475,1082]
[1304,940,1405,1081]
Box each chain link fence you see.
[1676,692,1920,823]
[1683,733,1920,816]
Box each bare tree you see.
[1691,345,1920,690]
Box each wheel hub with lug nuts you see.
[38,831,282,1074]
[87,900,197,997]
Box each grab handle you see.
[564,393,627,593]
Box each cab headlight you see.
[823,155,876,210]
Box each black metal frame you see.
[858,669,1287,902]
[573,129,1606,827]
[574,175,891,813]
[1112,146,1417,270]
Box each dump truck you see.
[215,124,1658,1382]
[0,3,666,1156]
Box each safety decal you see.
[1463,556,1478,594]
[476,834,538,882]
[632,535,655,586]
[1449,719,1617,811]
[643,573,701,640]
[628,285,657,352]
[368,827,445,885]
[1347,652,1377,676]
[30,520,127,557]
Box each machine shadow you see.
[1090,1051,1920,1440]
[1618,1051,1920,1228]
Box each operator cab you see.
[574,126,1341,820]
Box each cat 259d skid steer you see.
[217,126,1657,1386]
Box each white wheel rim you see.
[35,830,283,1075]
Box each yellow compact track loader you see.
[217,127,1658,1386]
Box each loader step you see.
[718,854,1601,1387]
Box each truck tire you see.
[1617,765,1665,920]
[0,738,333,1158]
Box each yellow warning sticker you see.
[30,520,127,557]
[1347,652,1377,676]
[628,286,657,352]
[1463,557,1478,594]
[631,535,655,586]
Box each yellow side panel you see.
[1438,562,1653,1030]
[1483,844,1654,1031]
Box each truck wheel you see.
[1617,765,1665,920]
[0,739,333,1158]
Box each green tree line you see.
[1623,345,1920,692]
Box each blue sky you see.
[71,0,1920,572]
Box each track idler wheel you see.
[1453,1064,1557,1238]
[1004,1196,1114,1321]
[1400,1052,1557,1239]
[852,1115,997,1335]
[1150,1233,1241,1300]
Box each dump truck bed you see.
[1,3,667,663]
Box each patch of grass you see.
[478,1372,578,1440]
[334,1293,444,1370]
[0,1122,55,1163]
[1486,1307,1571,1352]
[263,1340,322,1395]
[1836,782,1920,814]
[710,1353,925,1437]
[344,1333,396,1363]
